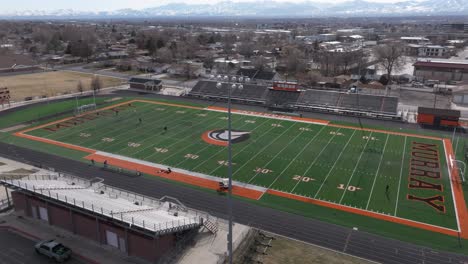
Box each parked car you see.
[35,239,72,262]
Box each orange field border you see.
[12,99,468,238]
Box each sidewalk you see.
[0,212,146,264]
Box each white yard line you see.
[100,106,187,152]
[194,118,274,172]
[130,111,224,158]
[207,121,288,175]
[314,130,357,199]
[247,124,312,184]
[48,103,155,141]
[171,120,250,167]
[339,132,373,204]
[232,123,299,180]
[89,105,190,150]
[443,140,462,233]
[394,136,407,216]
[142,114,229,162]
[365,134,390,210]
[289,127,339,194]
[266,125,327,190]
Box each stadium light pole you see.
[216,75,243,264]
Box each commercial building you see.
[413,59,468,82]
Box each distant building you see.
[128,77,162,91]
[405,44,448,58]
[400,37,430,44]
[442,23,468,32]
[413,59,468,82]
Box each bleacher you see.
[297,89,398,115]
[266,89,301,108]
[188,80,400,120]
[298,90,341,107]
[189,80,268,103]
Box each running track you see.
[1,142,468,264]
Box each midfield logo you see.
[202,129,250,146]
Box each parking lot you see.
[0,229,87,264]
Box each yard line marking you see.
[394,136,407,216]
[190,117,272,170]
[266,125,327,190]
[207,120,287,175]
[339,132,373,204]
[223,123,297,175]
[365,134,390,210]
[65,103,163,147]
[141,112,229,161]
[234,122,300,178]
[314,129,357,199]
[290,127,340,194]
[174,115,254,167]
[42,102,155,140]
[247,123,316,184]
[93,106,186,151]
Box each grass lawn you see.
[0,71,123,101]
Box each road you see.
[1,142,468,264]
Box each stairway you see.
[203,218,219,234]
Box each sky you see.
[1,0,413,13]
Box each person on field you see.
[103,160,108,168]
[139,118,142,124]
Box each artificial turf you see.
[24,100,458,231]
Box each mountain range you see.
[2,0,468,18]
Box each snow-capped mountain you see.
[2,0,468,18]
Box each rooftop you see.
[1,174,205,235]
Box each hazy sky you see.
[1,0,413,12]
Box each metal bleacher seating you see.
[188,80,399,119]
[297,89,398,115]
[266,89,301,107]
[189,80,268,102]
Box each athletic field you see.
[17,99,467,237]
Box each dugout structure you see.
[417,107,460,127]
[0,87,11,107]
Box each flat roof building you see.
[1,174,211,263]
[413,59,468,82]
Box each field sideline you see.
[13,99,468,239]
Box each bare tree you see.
[91,76,102,94]
[76,80,84,94]
[374,43,406,85]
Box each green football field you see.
[24,100,459,231]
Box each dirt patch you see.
[0,71,122,101]
[252,233,373,264]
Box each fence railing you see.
[0,176,206,234]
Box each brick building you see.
[2,174,210,263]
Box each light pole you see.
[216,75,243,264]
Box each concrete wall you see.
[11,191,177,263]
